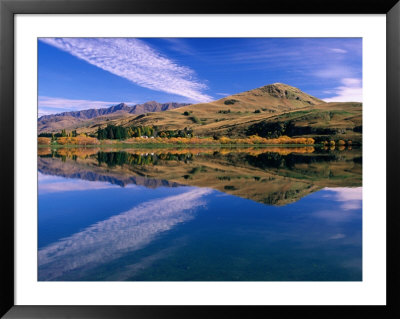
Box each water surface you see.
[38,146,362,281]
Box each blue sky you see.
[38,38,362,116]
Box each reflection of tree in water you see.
[97,151,130,167]
[244,150,362,183]
[94,150,330,171]
[96,151,195,167]
[38,147,362,206]
[245,152,338,170]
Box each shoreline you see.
[38,143,321,149]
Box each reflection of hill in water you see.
[38,147,362,206]
[38,156,182,189]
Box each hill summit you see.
[218,82,325,110]
[251,83,325,104]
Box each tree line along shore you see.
[37,124,356,147]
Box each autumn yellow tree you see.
[38,137,51,145]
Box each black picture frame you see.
[1,0,399,318]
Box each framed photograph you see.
[1,0,399,318]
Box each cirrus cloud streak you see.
[40,38,212,103]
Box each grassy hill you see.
[123,83,361,143]
[38,83,362,144]
[122,83,325,131]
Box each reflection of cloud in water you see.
[312,209,360,222]
[323,187,362,211]
[325,187,362,201]
[38,172,59,181]
[38,188,212,280]
[38,172,123,194]
[340,201,361,211]
[39,179,122,194]
[329,233,346,240]
[105,244,182,281]
[312,188,362,222]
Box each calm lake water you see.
[38,146,362,281]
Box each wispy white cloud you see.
[40,38,212,103]
[161,38,197,56]
[313,66,355,79]
[38,96,137,114]
[324,78,362,102]
[341,78,361,87]
[330,48,347,54]
[215,92,231,97]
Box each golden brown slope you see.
[121,83,327,132]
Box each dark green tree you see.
[107,126,114,139]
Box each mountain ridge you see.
[39,101,190,121]
[38,101,190,133]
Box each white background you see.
[15,14,386,305]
